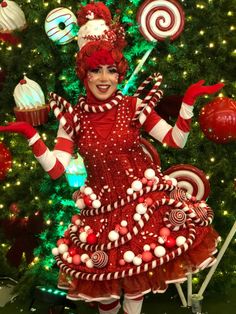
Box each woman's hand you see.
[0,121,37,140]
[183,80,224,105]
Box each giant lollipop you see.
[137,0,185,42]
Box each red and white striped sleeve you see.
[142,99,194,148]
[28,124,74,179]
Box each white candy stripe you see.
[171,125,189,148]
[35,148,56,172]
[180,102,194,119]
[149,119,172,143]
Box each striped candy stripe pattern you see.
[49,92,80,139]
[31,125,74,179]
[78,91,123,112]
[55,198,197,281]
[80,182,175,217]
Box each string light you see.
[209,42,215,48]
[199,30,205,35]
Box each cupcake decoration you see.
[13,76,49,126]
[0,0,27,33]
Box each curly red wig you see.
[77,2,112,26]
[76,40,128,83]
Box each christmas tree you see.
[0,0,235,301]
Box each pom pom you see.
[123,251,135,263]
[159,227,171,237]
[58,244,68,254]
[165,236,176,248]
[131,180,143,191]
[154,246,166,257]
[108,230,119,241]
[87,233,98,244]
[72,254,81,265]
[86,259,94,268]
[144,168,155,180]
[133,256,142,266]
[79,231,88,243]
[52,247,59,256]
[81,253,90,263]
[136,203,147,215]
[176,236,186,246]
[142,251,153,262]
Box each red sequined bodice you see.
[75,96,154,204]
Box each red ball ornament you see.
[0,142,12,180]
[159,227,171,237]
[165,236,176,248]
[9,202,20,215]
[71,214,80,224]
[142,251,153,262]
[199,97,236,144]
[83,195,92,206]
[69,247,77,256]
[119,227,128,235]
[72,254,81,265]
[87,233,98,245]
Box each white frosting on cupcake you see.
[78,19,109,49]
[13,76,45,109]
[0,0,26,32]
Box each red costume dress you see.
[48,94,218,301]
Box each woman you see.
[0,2,224,314]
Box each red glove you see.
[183,80,224,105]
[0,121,37,140]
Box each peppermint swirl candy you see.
[91,250,109,268]
[164,164,211,201]
[169,209,186,226]
[169,188,187,202]
[137,0,185,42]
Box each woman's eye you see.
[89,68,100,73]
[109,68,118,73]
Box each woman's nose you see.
[100,70,108,81]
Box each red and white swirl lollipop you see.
[164,164,210,201]
[137,0,185,42]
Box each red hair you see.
[77,2,112,26]
[76,41,128,83]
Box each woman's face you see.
[87,65,119,101]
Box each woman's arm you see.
[142,80,224,148]
[0,121,74,179]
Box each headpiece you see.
[76,1,128,82]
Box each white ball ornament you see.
[158,236,165,245]
[86,259,94,268]
[136,203,147,215]
[52,247,59,256]
[154,246,166,258]
[127,188,134,195]
[71,225,78,232]
[176,236,186,247]
[81,253,89,263]
[131,180,143,191]
[144,168,155,180]
[90,193,97,200]
[133,213,141,221]
[133,256,142,266]
[84,225,91,232]
[67,256,72,264]
[123,251,135,263]
[76,198,85,209]
[84,187,93,195]
[58,243,68,254]
[120,220,128,227]
[108,230,119,242]
[143,244,151,251]
[62,252,69,260]
[75,219,81,226]
[79,231,88,243]
[92,199,101,209]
